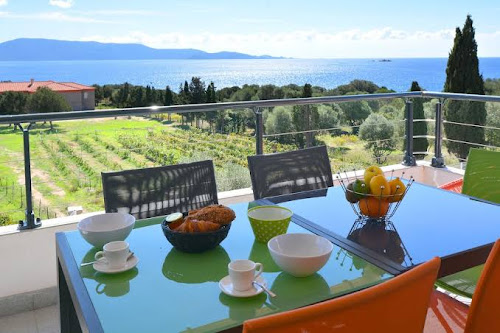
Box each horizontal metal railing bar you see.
[263,122,406,138]
[422,91,500,103]
[442,137,500,149]
[363,137,405,143]
[413,119,435,122]
[443,120,500,131]
[411,119,500,130]
[412,135,435,139]
[264,129,405,143]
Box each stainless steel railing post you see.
[18,123,41,230]
[402,99,416,166]
[431,99,445,168]
[254,107,264,155]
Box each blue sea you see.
[1,58,499,92]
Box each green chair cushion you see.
[462,148,500,204]
[437,148,499,297]
[436,264,484,298]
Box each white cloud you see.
[78,27,500,58]
[73,9,170,17]
[0,0,7,6]
[49,0,74,9]
[38,12,109,23]
[233,18,284,24]
[0,11,116,23]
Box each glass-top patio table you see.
[56,201,392,333]
[264,182,500,278]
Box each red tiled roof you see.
[0,80,95,93]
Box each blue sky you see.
[0,0,499,58]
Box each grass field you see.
[0,116,457,226]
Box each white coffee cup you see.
[95,241,130,269]
[228,259,263,291]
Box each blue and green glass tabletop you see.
[271,182,500,271]
[64,201,392,333]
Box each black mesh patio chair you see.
[247,145,333,200]
[101,160,218,219]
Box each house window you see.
[83,92,88,99]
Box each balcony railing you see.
[0,91,499,230]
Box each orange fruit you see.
[388,178,406,202]
[369,175,390,197]
[359,197,389,218]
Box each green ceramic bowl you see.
[247,206,293,243]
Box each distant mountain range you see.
[0,38,283,61]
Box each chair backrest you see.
[247,146,333,200]
[465,239,500,333]
[243,257,441,333]
[462,148,500,204]
[101,160,218,219]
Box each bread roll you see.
[176,217,220,233]
[188,205,235,225]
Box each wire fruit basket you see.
[336,170,414,223]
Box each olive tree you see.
[341,100,372,134]
[265,106,295,145]
[359,113,395,164]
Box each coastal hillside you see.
[0,38,282,61]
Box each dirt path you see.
[7,151,65,217]
[31,168,66,196]
[16,172,65,217]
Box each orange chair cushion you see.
[424,290,469,333]
[243,257,441,333]
[439,179,463,193]
[464,239,500,332]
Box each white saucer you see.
[93,255,139,274]
[219,275,267,298]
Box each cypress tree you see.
[292,83,318,147]
[181,80,194,125]
[164,86,173,121]
[116,82,130,107]
[164,86,173,106]
[183,81,190,102]
[131,86,144,107]
[145,85,152,105]
[205,82,217,132]
[410,81,428,159]
[444,15,486,160]
[151,87,157,104]
[206,82,217,103]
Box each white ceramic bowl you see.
[78,213,135,248]
[268,233,333,277]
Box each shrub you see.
[0,213,13,226]
[265,106,295,144]
[486,102,500,147]
[359,113,395,164]
[341,100,372,134]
